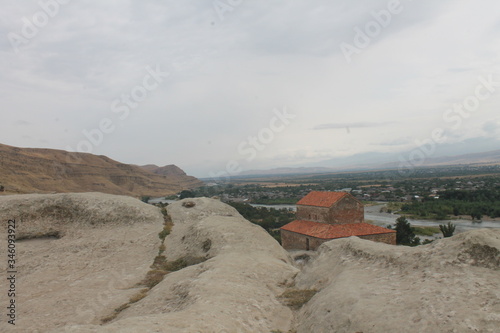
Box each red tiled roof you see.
[296,191,350,207]
[280,220,395,239]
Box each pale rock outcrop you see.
[0,195,298,332]
[2,193,497,332]
[294,229,500,333]
[0,193,164,332]
[78,197,299,333]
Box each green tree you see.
[179,190,195,199]
[439,222,456,238]
[395,216,420,246]
[435,211,448,220]
[471,211,482,221]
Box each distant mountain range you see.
[237,148,500,177]
[380,149,500,168]
[0,143,203,196]
[237,167,336,177]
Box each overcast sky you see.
[1,0,500,177]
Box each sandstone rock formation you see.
[0,193,498,332]
[0,195,298,332]
[0,193,164,332]
[0,143,202,196]
[294,229,500,333]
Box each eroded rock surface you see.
[0,193,163,332]
[2,194,498,332]
[295,229,500,333]
[1,195,297,332]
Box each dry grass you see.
[158,210,173,241]
[139,211,205,289]
[101,314,117,324]
[129,288,149,304]
[101,303,130,324]
[101,209,207,324]
[279,288,318,309]
[158,243,166,255]
[141,269,169,289]
[17,230,61,241]
[101,211,175,324]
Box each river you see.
[250,203,499,234]
[363,204,499,234]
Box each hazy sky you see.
[1,0,500,177]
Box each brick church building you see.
[280,191,396,250]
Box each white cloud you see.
[0,0,499,177]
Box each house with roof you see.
[280,191,396,250]
[295,190,364,224]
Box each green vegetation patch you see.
[413,226,440,236]
[401,189,500,219]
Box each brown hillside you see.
[139,164,203,188]
[0,143,203,196]
[140,163,187,176]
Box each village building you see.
[280,191,396,250]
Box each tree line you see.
[393,216,455,246]
[401,189,500,220]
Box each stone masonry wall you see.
[281,230,396,250]
[296,206,330,223]
[328,196,364,224]
[281,230,326,251]
[296,196,364,225]
[359,232,396,245]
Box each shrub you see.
[439,222,456,238]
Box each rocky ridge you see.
[0,143,202,196]
[0,194,498,332]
